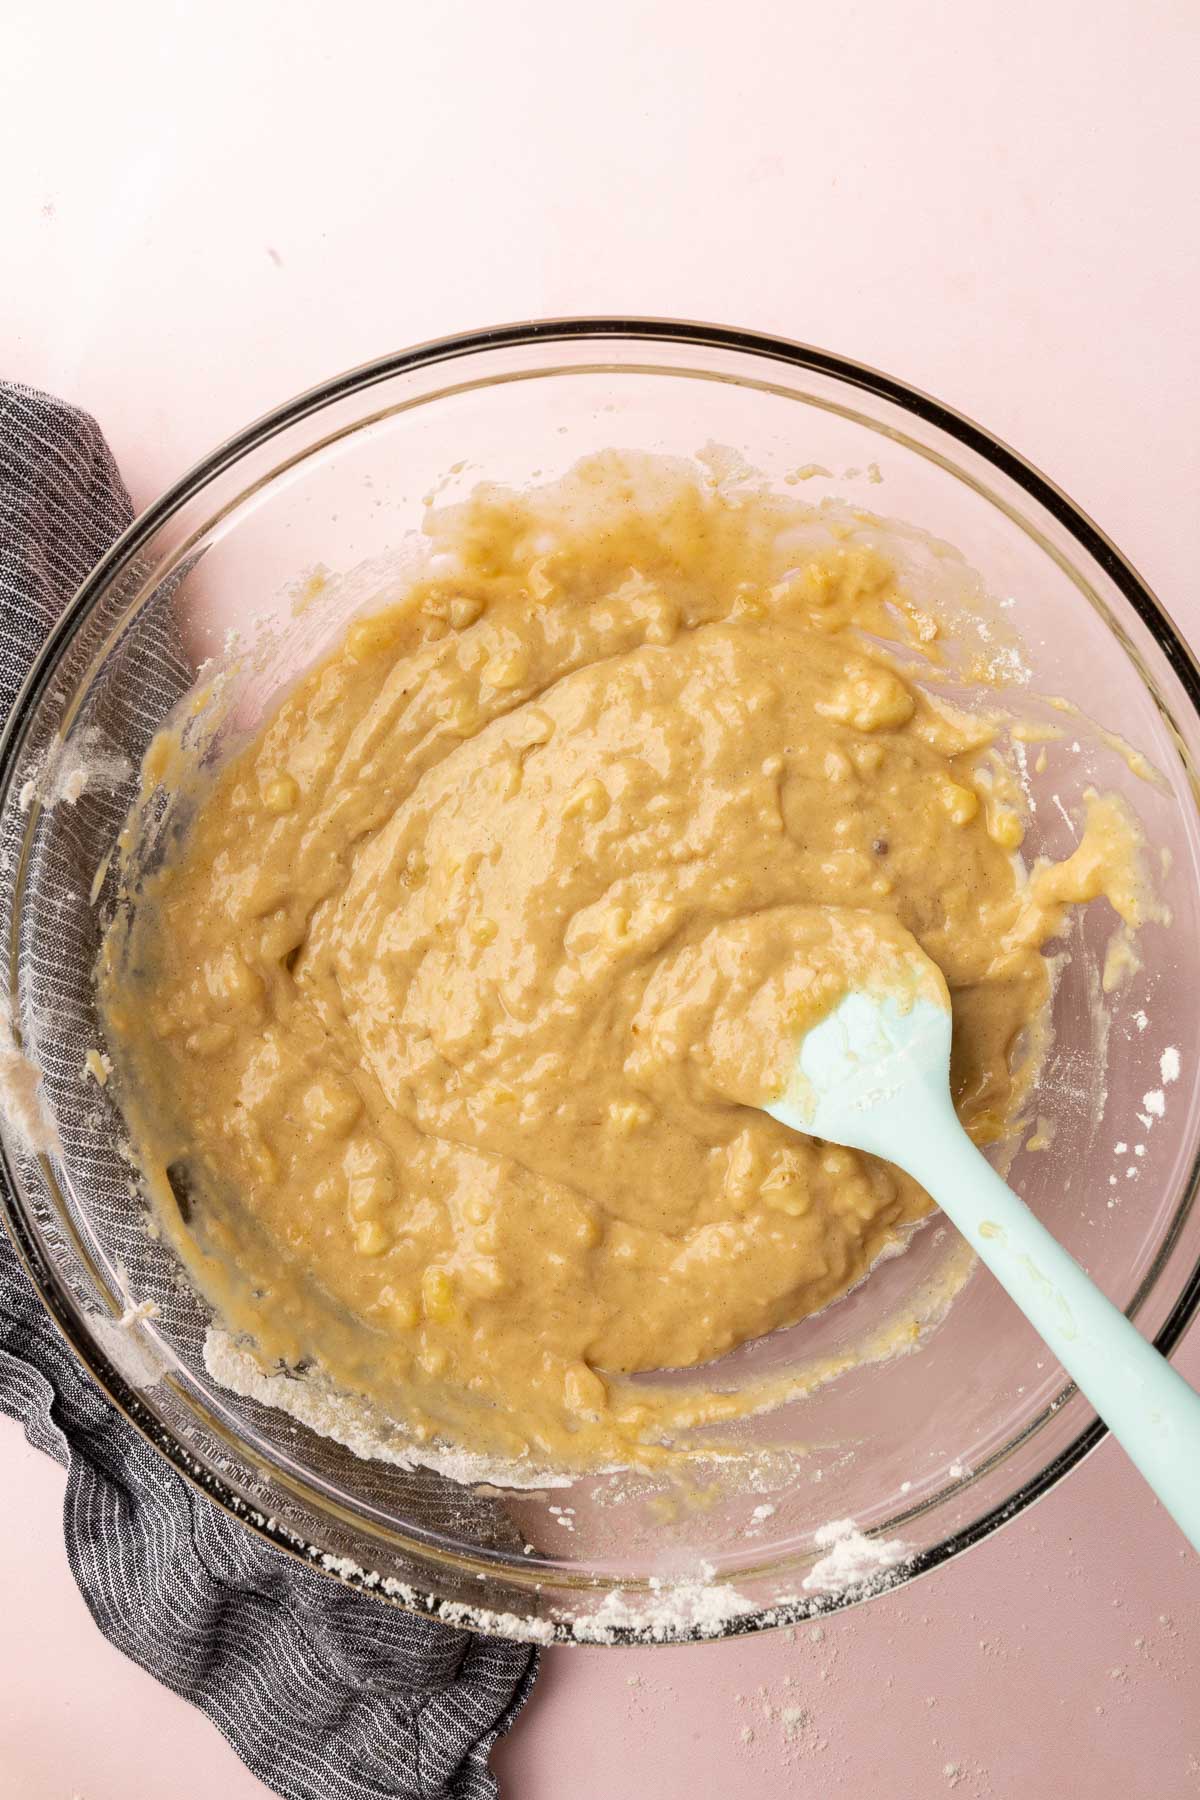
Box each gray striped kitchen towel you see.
[0,381,538,1800]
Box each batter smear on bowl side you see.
[99,453,1154,1474]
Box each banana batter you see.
[100,454,1151,1472]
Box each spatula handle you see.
[903,1101,1200,1553]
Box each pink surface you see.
[2,1,1199,1794]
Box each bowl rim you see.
[2,315,1198,1644]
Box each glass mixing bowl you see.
[2,320,1198,1644]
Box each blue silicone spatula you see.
[763,929,1200,1551]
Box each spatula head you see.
[764,941,952,1163]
